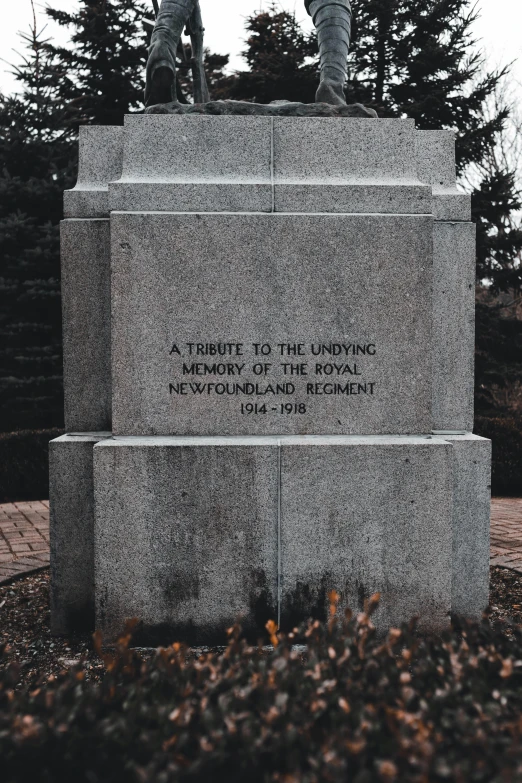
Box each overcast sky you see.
[1,0,521,95]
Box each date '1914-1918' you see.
[241,403,307,415]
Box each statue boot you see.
[306,0,353,105]
[145,0,196,107]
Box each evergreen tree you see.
[0,8,75,431]
[0,0,232,432]
[45,0,235,121]
[44,0,150,128]
[346,0,507,171]
[230,1,507,173]
[344,0,522,293]
[468,78,522,293]
[475,298,522,417]
[473,171,522,292]
[225,5,318,104]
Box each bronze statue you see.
[306,0,352,105]
[145,0,353,108]
[145,0,209,107]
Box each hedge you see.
[0,429,63,503]
[475,415,522,496]
[2,596,522,782]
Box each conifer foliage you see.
[0,6,75,431]
[0,0,153,432]
[44,0,150,128]
[345,0,522,294]
[473,171,522,293]
[225,4,318,105]
[346,0,507,171]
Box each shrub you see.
[475,415,522,496]
[1,596,522,782]
[0,429,63,503]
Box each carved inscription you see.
[168,342,376,415]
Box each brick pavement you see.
[490,497,522,573]
[0,501,50,584]
[1,498,522,585]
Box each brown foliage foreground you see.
[1,593,522,783]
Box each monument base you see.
[57,433,490,645]
[51,115,490,642]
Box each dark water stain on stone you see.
[56,603,95,635]
[280,576,331,630]
[162,572,200,604]
[357,579,368,612]
[131,619,229,647]
[249,568,277,638]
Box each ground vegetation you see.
[2,580,522,782]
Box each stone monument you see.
[49,3,491,643]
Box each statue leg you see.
[307,0,352,105]
[145,0,197,107]
[188,1,210,104]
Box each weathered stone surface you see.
[111,182,273,214]
[110,212,433,436]
[145,100,377,117]
[116,114,272,182]
[50,433,111,635]
[274,118,417,183]
[93,435,455,641]
[109,116,435,214]
[109,114,273,213]
[444,434,491,619]
[431,192,471,222]
[94,437,278,644]
[64,126,124,218]
[280,435,453,631]
[432,221,476,432]
[274,183,431,214]
[415,130,471,221]
[61,219,112,432]
[272,117,430,213]
[416,130,457,189]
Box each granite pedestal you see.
[49,433,111,634]
[51,115,491,640]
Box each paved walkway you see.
[490,498,522,572]
[1,498,522,584]
[0,501,50,584]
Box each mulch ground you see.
[0,572,105,687]
[489,565,522,636]
[1,567,522,688]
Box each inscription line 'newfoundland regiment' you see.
[168,382,376,396]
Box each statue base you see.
[52,114,490,643]
[144,99,378,118]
